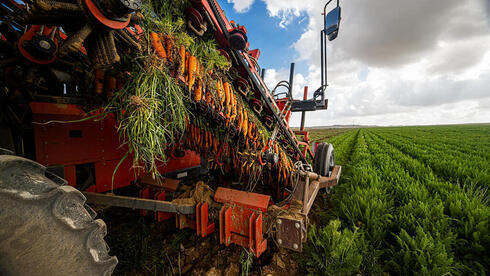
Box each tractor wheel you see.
[313,143,325,174]
[313,143,335,177]
[0,153,117,276]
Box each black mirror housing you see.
[325,6,341,41]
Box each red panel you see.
[196,203,201,236]
[225,207,231,246]
[30,102,84,116]
[156,191,174,221]
[95,158,139,192]
[218,203,267,257]
[248,212,255,252]
[64,165,76,187]
[31,103,126,166]
[214,187,270,212]
[196,202,215,237]
[248,49,260,60]
[231,233,249,248]
[31,102,201,193]
[255,213,266,256]
[219,206,225,244]
[157,150,201,175]
[275,98,291,123]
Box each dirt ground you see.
[98,206,303,276]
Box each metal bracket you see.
[219,205,267,257]
[276,216,305,252]
[196,202,215,237]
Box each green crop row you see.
[370,130,489,188]
[303,125,490,275]
[377,125,490,158]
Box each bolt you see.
[295,222,301,229]
[39,40,51,50]
[276,219,282,225]
[293,243,298,250]
[277,239,282,244]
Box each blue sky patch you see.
[220,1,309,71]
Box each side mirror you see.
[325,6,341,41]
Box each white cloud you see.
[227,0,255,13]
[261,0,312,28]
[258,0,490,126]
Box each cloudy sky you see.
[221,0,490,126]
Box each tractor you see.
[0,0,342,274]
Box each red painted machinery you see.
[0,0,343,272]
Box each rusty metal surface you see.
[219,204,267,257]
[141,175,180,192]
[275,216,304,252]
[214,187,270,212]
[196,202,215,237]
[83,192,195,214]
[303,181,320,215]
[319,165,342,188]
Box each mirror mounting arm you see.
[323,0,340,16]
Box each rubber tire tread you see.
[313,143,325,175]
[323,144,334,177]
[319,143,329,176]
[0,152,118,276]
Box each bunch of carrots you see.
[149,30,295,186]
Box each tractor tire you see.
[0,153,118,276]
[313,143,335,177]
[313,143,325,174]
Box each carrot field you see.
[303,124,489,275]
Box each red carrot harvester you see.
[0,0,342,274]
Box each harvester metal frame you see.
[0,0,342,259]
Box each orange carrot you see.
[238,108,244,133]
[178,46,186,76]
[248,121,253,139]
[242,110,248,138]
[188,55,197,92]
[194,79,203,102]
[218,79,225,107]
[150,32,166,60]
[224,82,231,108]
